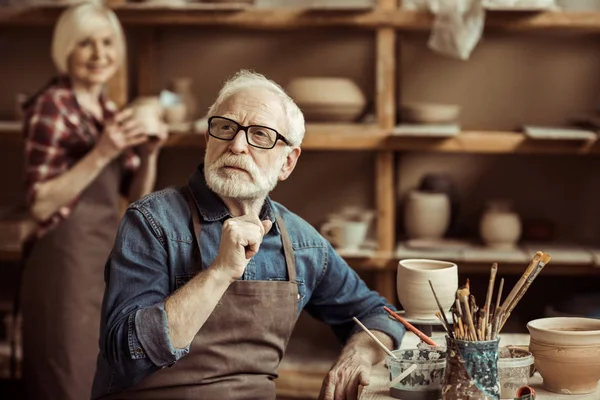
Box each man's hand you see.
[211,215,273,282]
[319,348,371,400]
[319,329,393,400]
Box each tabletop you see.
[359,333,600,400]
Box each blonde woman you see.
[20,3,167,399]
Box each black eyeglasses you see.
[208,116,292,150]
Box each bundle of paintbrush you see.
[428,251,551,341]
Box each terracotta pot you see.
[480,200,521,249]
[404,191,451,240]
[527,317,600,394]
[396,259,458,320]
[285,77,366,122]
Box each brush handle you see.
[383,307,438,347]
[461,296,478,341]
[484,263,498,339]
[499,252,542,315]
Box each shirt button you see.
[135,347,143,354]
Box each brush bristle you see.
[541,253,551,264]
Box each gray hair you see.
[51,2,126,74]
[207,70,305,147]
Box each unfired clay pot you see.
[480,200,521,249]
[396,259,458,320]
[404,191,451,240]
[527,317,600,394]
[285,77,366,122]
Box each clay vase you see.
[171,77,197,122]
[479,201,521,249]
[404,191,451,240]
[527,317,600,394]
[396,259,458,320]
[419,173,460,236]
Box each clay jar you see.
[170,77,197,122]
[404,190,451,240]
[527,317,600,395]
[479,200,521,249]
[396,259,458,320]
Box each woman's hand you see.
[138,121,169,157]
[96,108,148,161]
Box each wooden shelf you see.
[2,6,600,32]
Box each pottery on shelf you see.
[400,102,460,124]
[527,317,600,395]
[479,200,522,249]
[404,190,451,240]
[285,77,366,122]
[170,77,197,122]
[396,259,458,320]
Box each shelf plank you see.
[2,7,600,32]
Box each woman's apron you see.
[112,189,299,400]
[21,160,123,400]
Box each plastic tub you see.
[498,346,534,399]
[386,348,446,400]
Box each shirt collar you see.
[187,164,280,234]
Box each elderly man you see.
[91,70,404,400]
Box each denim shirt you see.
[91,164,405,399]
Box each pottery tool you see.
[389,363,418,388]
[454,299,465,339]
[352,317,398,359]
[499,252,551,330]
[383,306,439,347]
[495,252,542,325]
[435,312,450,336]
[428,280,453,338]
[483,263,497,340]
[494,278,504,320]
[457,289,477,341]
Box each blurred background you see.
[1,0,600,398]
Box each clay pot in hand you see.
[130,96,163,137]
[404,190,451,240]
[527,317,600,394]
[396,259,458,320]
[480,200,521,249]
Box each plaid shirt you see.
[23,76,140,238]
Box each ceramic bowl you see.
[400,102,460,124]
[386,348,446,400]
[285,77,366,122]
[396,259,458,320]
[527,317,600,394]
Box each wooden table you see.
[359,333,600,400]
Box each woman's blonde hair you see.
[51,1,126,74]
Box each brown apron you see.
[21,160,123,400]
[112,189,299,400]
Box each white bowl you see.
[400,102,460,124]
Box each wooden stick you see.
[383,307,439,346]
[484,263,498,340]
[500,253,551,330]
[428,280,453,338]
[497,252,542,320]
[353,317,398,359]
[436,312,450,336]
[455,299,465,339]
[459,294,478,341]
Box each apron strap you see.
[185,186,203,257]
[276,215,297,284]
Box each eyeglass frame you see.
[207,116,292,150]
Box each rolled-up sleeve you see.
[304,243,405,350]
[99,207,189,389]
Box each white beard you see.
[204,152,283,200]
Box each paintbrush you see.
[383,306,439,346]
[457,288,477,341]
[428,280,453,338]
[484,263,498,340]
[455,299,465,339]
[496,252,542,324]
[500,252,551,330]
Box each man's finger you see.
[261,219,273,235]
[359,369,370,387]
[319,374,336,400]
